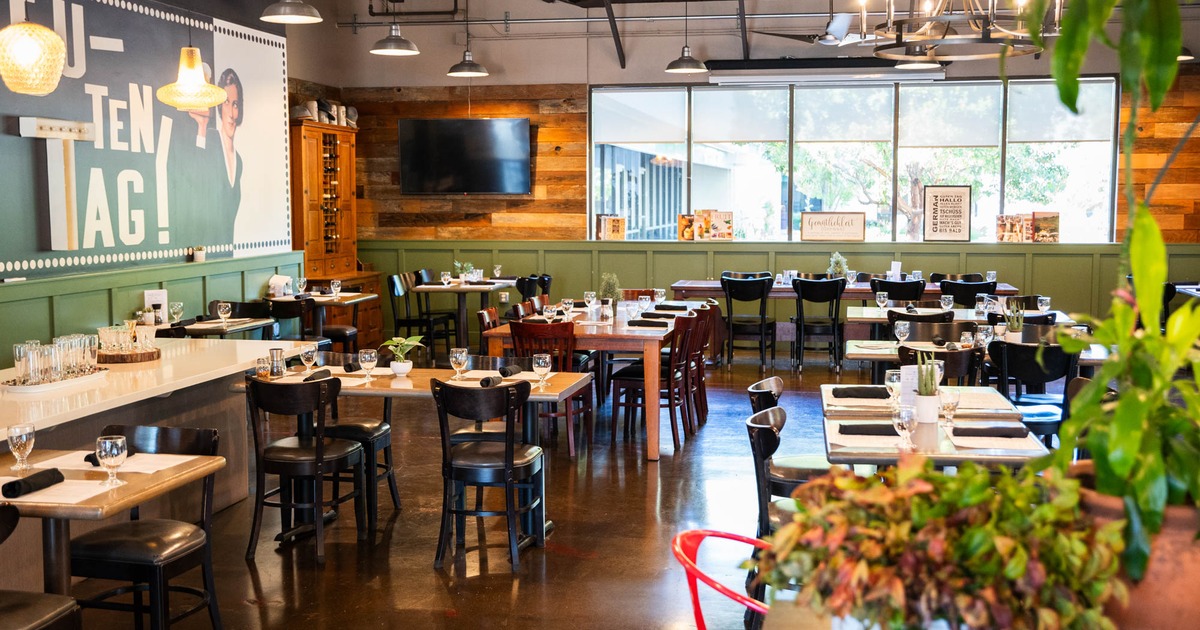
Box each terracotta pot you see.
[1071,461,1200,629]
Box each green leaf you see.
[1129,204,1167,335]
[1107,392,1149,480]
[1122,496,1152,582]
[1050,0,1096,112]
[1139,0,1182,110]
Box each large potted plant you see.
[754,455,1125,628]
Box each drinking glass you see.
[7,424,35,472]
[440,271,452,286]
[976,325,994,348]
[845,269,856,284]
[940,295,954,311]
[940,389,961,429]
[624,302,639,320]
[892,405,916,449]
[300,344,317,375]
[911,270,923,282]
[654,288,667,304]
[136,326,156,350]
[168,302,184,323]
[583,291,596,310]
[359,348,378,382]
[542,305,556,320]
[296,277,307,293]
[974,295,986,314]
[216,302,232,326]
[532,353,552,390]
[96,435,127,487]
[1037,296,1051,313]
[449,348,468,380]
[330,280,342,298]
[931,359,946,384]
[875,292,889,309]
[256,357,271,379]
[959,331,975,348]
[986,270,998,283]
[884,369,903,408]
[894,321,911,343]
[561,298,574,318]
[638,295,652,313]
[493,264,503,278]
[12,344,29,385]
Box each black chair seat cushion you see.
[322,325,358,340]
[70,519,205,566]
[450,442,543,470]
[264,437,361,464]
[769,454,833,484]
[766,498,800,532]
[610,363,681,381]
[0,590,78,630]
[450,422,511,444]
[324,417,390,442]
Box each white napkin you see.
[948,434,1043,451]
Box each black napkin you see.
[641,312,676,320]
[627,319,669,328]
[194,315,207,322]
[906,303,918,313]
[303,369,332,382]
[293,293,311,300]
[479,376,503,387]
[343,362,361,373]
[573,300,588,308]
[84,445,138,467]
[524,317,552,324]
[171,317,197,328]
[467,280,492,286]
[655,303,689,311]
[831,386,891,399]
[2,469,65,498]
[318,287,332,295]
[494,275,518,280]
[838,424,898,436]
[953,425,1030,438]
[498,365,522,377]
[931,335,947,346]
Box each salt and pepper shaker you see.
[151,303,164,325]
[269,348,285,377]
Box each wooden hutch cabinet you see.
[289,120,383,348]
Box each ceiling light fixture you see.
[0,21,66,96]
[666,0,708,74]
[448,0,488,77]
[371,24,420,56]
[894,46,942,69]
[1180,47,1195,62]
[873,0,1043,64]
[156,46,226,112]
[260,0,322,25]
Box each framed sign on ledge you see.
[923,186,972,242]
[799,212,866,242]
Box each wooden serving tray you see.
[98,348,161,364]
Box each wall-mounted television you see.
[397,118,533,195]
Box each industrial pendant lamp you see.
[371,24,420,56]
[260,0,322,25]
[894,46,941,70]
[665,0,707,74]
[0,20,66,96]
[156,46,226,111]
[447,0,487,77]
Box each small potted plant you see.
[912,352,941,449]
[754,454,1125,628]
[453,260,475,282]
[1002,305,1025,342]
[380,335,424,375]
[598,272,621,305]
[827,251,849,279]
[192,246,206,262]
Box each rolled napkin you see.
[84,445,138,466]
[2,468,65,498]
[498,365,522,377]
[641,312,676,320]
[838,424,898,436]
[831,386,891,399]
[906,303,918,313]
[494,275,518,280]
[171,317,197,328]
[293,293,311,300]
[318,287,332,295]
[343,362,361,373]
[655,303,689,311]
[627,319,669,328]
[524,317,551,324]
[952,425,1030,438]
[573,300,588,308]
[945,342,960,351]
[467,280,492,286]
[479,376,503,387]
[303,369,332,382]
[931,335,947,346]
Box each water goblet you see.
[96,435,127,487]
[300,344,318,375]
[892,405,916,449]
[976,325,994,348]
[624,302,639,321]
[440,271,452,286]
[894,321,911,344]
[845,269,857,284]
[493,264,503,278]
[940,295,954,311]
[216,302,232,327]
[168,302,184,323]
[449,348,469,380]
[532,353,552,390]
[875,292,889,309]
[638,295,652,313]
[542,305,556,320]
[654,288,667,304]
[359,348,378,382]
[330,280,341,298]
[912,270,923,282]
[884,369,903,408]
[561,298,574,317]
[986,270,997,283]
[7,424,35,472]
[1037,296,1051,313]
[583,291,596,311]
[296,277,307,293]
[940,389,961,429]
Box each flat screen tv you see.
[397,118,532,194]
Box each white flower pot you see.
[193,249,206,262]
[390,360,413,376]
[1005,330,1024,343]
[913,394,941,452]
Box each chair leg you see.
[364,445,379,536]
[279,477,293,534]
[455,481,466,546]
[435,479,453,569]
[609,381,621,444]
[383,444,401,510]
[203,540,224,629]
[312,477,326,562]
[565,400,576,457]
[667,385,681,452]
[246,469,267,561]
[505,481,521,572]
[134,590,145,630]
[532,467,547,547]
[149,569,169,630]
[354,455,368,541]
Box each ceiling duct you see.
[705,57,945,85]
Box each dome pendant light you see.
[666,0,707,74]
[156,46,226,112]
[371,24,420,56]
[260,0,322,25]
[448,0,488,77]
[0,21,67,96]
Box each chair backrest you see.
[621,288,655,300]
[515,277,539,302]
[795,272,828,280]
[509,301,535,320]
[478,307,500,333]
[747,376,783,413]
[530,294,551,312]
[720,275,773,318]
[986,311,1057,326]
[886,309,955,325]
[897,346,975,384]
[667,313,701,373]
[746,406,786,537]
[100,424,220,526]
[208,299,270,319]
[246,376,341,471]
[431,378,531,468]
[987,341,1079,400]
[907,321,978,343]
[721,270,772,280]
[672,530,771,630]
[939,280,998,307]
[465,354,533,372]
[510,321,578,372]
[929,272,984,283]
[791,277,846,305]
[869,278,925,301]
[857,271,907,282]
[886,299,944,309]
[268,297,313,325]
[991,294,1042,310]
[415,268,438,286]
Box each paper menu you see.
[899,365,918,406]
[889,261,903,280]
[144,289,168,321]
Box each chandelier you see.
[873,0,1057,63]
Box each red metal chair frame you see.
[672,529,771,630]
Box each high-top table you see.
[671,279,1020,301]
[268,292,379,338]
[412,278,519,348]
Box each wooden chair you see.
[394,272,453,359]
[477,306,501,354]
[267,298,332,349]
[907,321,978,343]
[509,321,594,457]
[885,299,944,309]
[686,303,717,427]
[610,314,699,451]
[537,274,553,296]
[939,280,998,307]
[928,272,984,283]
[990,294,1043,310]
[987,311,1058,326]
[206,299,273,340]
[986,340,1080,447]
[0,505,80,629]
[529,294,552,313]
[869,278,926,301]
[856,272,907,282]
[790,276,846,373]
[509,300,535,320]
[621,288,655,300]
[720,272,776,370]
[515,276,539,302]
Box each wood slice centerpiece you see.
[98,348,161,364]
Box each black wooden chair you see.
[431,378,545,571]
[317,284,360,353]
[387,273,451,362]
[897,345,976,385]
[610,313,699,451]
[69,425,221,630]
[267,298,332,349]
[939,280,998,308]
[206,299,273,340]
[989,294,1043,310]
[906,321,978,343]
[869,278,926,302]
[0,505,80,629]
[537,274,553,297]
[790,276,846,372]
[928,272,984,283]
[510,321,594,457]
[987,340,1080,447]
[414,268,460,347]
[515,277,540,303]
[720,271,776,370]
[987,311,1058,326]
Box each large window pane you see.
[691,88,789,240]
[794,86,895,241]
[897,83,1002,241]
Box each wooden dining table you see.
[846,306,1076,325]
[412,278,518,348]
[268,292,378,337]
[182,317,276,339]
[671,279,1021,301]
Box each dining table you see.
[845,306,1076,326]
[181,317,276,339]
[844,339,1110,367]
[412,278,519,348]
[268,292,379,337]
[671,279,1021,302]
[0,449,226,594]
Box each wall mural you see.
[0,0,290,280]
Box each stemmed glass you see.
[300,344,317,375]
[216,302,232,327]
[875,291,889,309]
[638,295,652,314]
[583,291,596,313]
[939,295,954,311]
[976,325,994,349]
[844,269,856,284]
[542,305,557,320]
[561,298,574,319]
[892,405,916,449]
[940,389,961,430]
[449,348,468,380]
[884,369,903,409]
[168,302,184,323]
[358,349,378,382]
[532,353,552,390]
[624,302,639,321]
[654,288,667,304]
[96,435,127,487]
[893,321,910,344]
[493,264,503,277]
[8,424,35,472]
[296,277,307,293]
[440,271,452,286]
[330,280,342,298]
[1037,296,1051,313]
[986,270,998,283]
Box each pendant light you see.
[1180,48,1195,62]
[448,0,487,77]
[156,46,226,112]
[260,0,322,25]
[665,0,707,74]
[371,24,420,56]
[0,21,66,96]
[894,46,942,70]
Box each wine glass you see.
[939,295,954,311]
[440,271,452,286]
[654,288,667,304]
[561,298,574,318]
[168,302,184,323]
[330,280,342,298]
[1037,296,1051,313]
[583,291,597,310]
[875,291,889,309]
[892,405,916,449]
[96,435,127,487]
[940,389,961,429]
[911,270,923,282]
[449,348,468,380]
[624,302,639,321]
[300,344,317,375]
[894,321,911,344]
[638,295,652,313]
[845,269,856,284]
[493,264,503,277]
[296,277,307,293]
[216,302,232,327]
[532,353,552,390]
[986,270,997,283]
[884,369,903,408]
[542,305,556,320]
[359,348,378,383]
[976,325,994,348]
[7,424,35,472]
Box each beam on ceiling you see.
[602,0,627,69]
[736,0,749,59]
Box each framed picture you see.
[923,186,972,242]
[799,212,866,242]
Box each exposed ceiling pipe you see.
[367,0,459,18]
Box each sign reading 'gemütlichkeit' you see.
[923,185,972,242]
[800,212,866,242]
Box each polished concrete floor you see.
[79,353,872,629]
